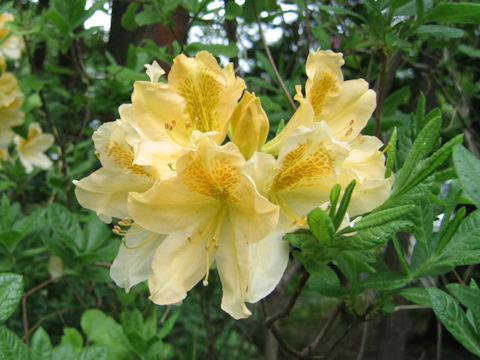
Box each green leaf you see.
[362,271,411,291]
[399,287,431,306]
[47,203,82,253]
[328,184,341,219]
[447,284,480,320]
[304,261,339,285]
[453,145,480,208]
[60,327,83,348]
[81,309,132,360]
[333,180,356,230]
[426,3,480,24]
[415,25,465,38]
[158,310,179,340]
[121,2,139,30]
[308,208,334,246]
[225,1,242,20]
[47,9,72,34]
[394,116,441,192]
[1,194,11,230]
[0,273,23,324]
[134,9,160,26]
[78,346,109,360]
[428,288,480,356]
[435,210,480,268]
[0,327,31,360]
[186,42,239,58]
[31,327,53,360]
[385,127,397,178]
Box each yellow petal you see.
[110,228,166,292]
[262,94,315,155]
[168,51,246,143]
[229,91,269,159]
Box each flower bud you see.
[230,91,269,159]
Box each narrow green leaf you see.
[415,25,465,38]
[428,288,480,356]
[158,310,179,340]
[447,284,480,320]
[453,145,480,208]
[394,116,441,192]
[392,235,410,274]
[0,273,23,324]
[362,271,411,291]
[399,287,431,306]
[186,42,239,58]
[426,3,480,24]
[342,204,416,233]
[435,210,480,268]
[435,207,466,255]
[333,180,356,230]
[385,127,397,178]
[304,261,339,285]
[413,93,426,137]
[328,184,341,219]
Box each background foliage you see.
[1,0,480,359]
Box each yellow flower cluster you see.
[0,13,53,172]
[75,50,392,319]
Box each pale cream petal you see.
[133,139,183,180]
[110,229,166,292]
[243,151,277,199]
[22,152,52,170]
[22,133,54,153]
[148,230,208,305]
[128,177,217,234]
[262,98,315,155]
[74,167,153,220]
[215,223,251,319]
[318,79,376,141]
[132,81,190,145]
[168,51,245,142]
[246,228,289,303]
[144,61,165,83]
[348,177,393,216]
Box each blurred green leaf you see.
[0,273,23,324]
[81,309,132,359]
[31,327,53,360]
[415,25,465,38]
[426,3,480,24]
[0,327,30,360]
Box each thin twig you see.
[301,300,345,357]
[22,307,75,341]
[265,270,310,327]
[252,0,297,111]
[262,301,305,358]
[436,318,443,360]
[452,269,465,286]
[374,49,388,138]
[356,322,368,360]
[395,305,431,311]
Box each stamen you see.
[123,232,156,249]
[201,205,226,287]
[273,193,307,227]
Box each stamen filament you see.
[123,232,156,249]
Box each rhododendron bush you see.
[1,1,480,359]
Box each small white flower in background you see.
[14,122,54,173]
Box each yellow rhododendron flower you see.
[263,50,376,154]
[14,122,54,173]
[74,105,175,222]
[0,13,24,60]
[128,136,279,319]
[132,51,246,147]
[0,71,24,131]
